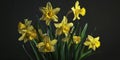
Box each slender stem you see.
[66,10,72,17]
[22,45,33,60]
[33,40,37,45]
[30,41,40,60]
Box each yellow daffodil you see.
[84,35,100,51]
[40,2,60,25]
[54,16,73,36]
[36,36,57,52]
[18,19,37,43]
[71,1,86,20]
[73,36,81,44]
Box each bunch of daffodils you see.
[18,1,101,60]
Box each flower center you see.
[62,25,69,32]
[75,9,80,14]
[45,43,51,50]
[47,11,53,18]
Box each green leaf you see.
[80,23,88,39]
[79,50,92,60]
[30,41,40,60]
[60,42,65,60]
[22,45,33,60]
[74,23,88,60]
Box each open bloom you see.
[18,19,37,43]
[71,1,86,20]
[36,36,57,52]
[73,36,81,44]
[84,35,100,51]
[40,2,60,25]
[54,16,73,36]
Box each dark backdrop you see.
[1,0,120,60]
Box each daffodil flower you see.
[54,16,73,36]
[73,36,81,44]
[18,19,37,43]
[36,36,57,52]
[40,2,60,25]
[84,35,100,51]
[71,1,86,20]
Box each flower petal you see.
[53,8,60,14]
[51,39,57,45]
[75,1,80,9]
[46,2,53,10]
[18,33,26,41]
[88,35,94,41]
[80,7,86,16]
[36,42,45,48]
[67,23,73,27]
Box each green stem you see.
[66,10,72,17]
[33,40,37,45]
[79,49,92,60]
[48,24,53,39]
[22,45,33,60]
[30,41,40,60]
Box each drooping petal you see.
[46,20,51,25]
[56,28,62,36]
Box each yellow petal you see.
[92,45,96,51]
[36,42,45,48]
[18,33,26,41]
[52,15,58,22]
[61,16,68,24]
[88,44,93,49]
[46,20,51,25]
[94,36,100,41]
[24,19,32,26]
[73,36,81,44]
[84,41,90,46]
[75,1,80,9]
[53,8,60,14]
[50,39,57,45]
[67,23,73,27]
[39,7,47,14]
[56,28,62,36]
[95,40,100,48]
[46,2,53,10]
[18,22,26,30]
[50,46,55,52]
[54,23,62,28]
[71,7,75,12]
[80,7,86,16]
[43,36,50,43]
[88,35,94,41]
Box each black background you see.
[1,0,120,60]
